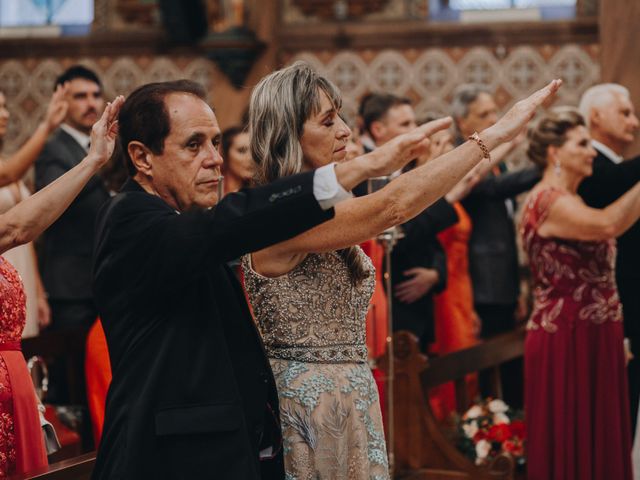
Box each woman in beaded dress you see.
[242,62,561,479]
[521,107,640,480]
[0,96,122,476]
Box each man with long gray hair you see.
[577,83,640,432]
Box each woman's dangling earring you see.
[554,159,562,176]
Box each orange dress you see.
[360,239,388,359]
[430,203,479,419]
[85,319,112,446]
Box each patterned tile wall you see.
[283,44,601,128]
[0,55,216,153]
[0,43,600,159]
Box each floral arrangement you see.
[456,398,526,466]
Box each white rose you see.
[464,405,483,419]
[488,399,509,414]
[462,421,479,438]
[493,412,511,425]
[475,439,491,460]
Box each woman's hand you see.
[483,79,562,148]
[44,83,69,133]
[86,95,125,168]
[36,291,51,329]
[365,117,453,177]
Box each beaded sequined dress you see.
[0,257,47,476]
[242,248,390,480]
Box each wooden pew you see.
[381,328,526,480]
[9,452,95,480]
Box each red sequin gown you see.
[0,256,47,476]
[521,188,632,480]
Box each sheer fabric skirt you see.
[270,358,390,480]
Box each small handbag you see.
[27,356,61,455]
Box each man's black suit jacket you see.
[462,167,540,306]
[92,173,333,479]
[391,198,458,347]
[578,149,640,339]
[36,128,110,300]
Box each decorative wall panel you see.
[284,43,600,125]
[0,55,216,153]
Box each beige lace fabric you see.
[242,249,390,480]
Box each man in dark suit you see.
[452,84,539,337]
[357,93,457,350]
[577,83,640,430]
[92,80,396,479]
[452,85,540,407]
[36,65,109,330]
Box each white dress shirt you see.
[61,123,91,152]
[313,163,353,210]
[592,139,624,164]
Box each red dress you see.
[0,256,47,476]
[521,188,632,480]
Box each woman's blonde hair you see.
[250,61,342,183]
[527,107,586,168]
[249,62,368,286]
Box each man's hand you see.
[394,267,440,304]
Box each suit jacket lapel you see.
[56,129,88,169]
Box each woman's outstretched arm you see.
[0,85,69,186]
[254,79,562,276]
[0,96,124,254]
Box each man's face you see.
[457,92,498,137]
[591,92,639,149]
[145,93,223,212]
[372,104,417,145]
[65,78,104,134]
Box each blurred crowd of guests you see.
[3,62,640,478]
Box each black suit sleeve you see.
[394,198,458,256]
[35,142,106,200]
[466,167,540,200]
[95,171,333,296]
[579,155,640,207]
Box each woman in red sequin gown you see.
[0,97,123,476]
[0,256,48,475]
[521,108,640,480]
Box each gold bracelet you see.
[468,132,491,162]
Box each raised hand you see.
[44,83,69,132]
[365,116,453,177]
[485,79,562,146]
[88,95,124,167]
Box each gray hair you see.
[578,83,630,128]
[450,84,492,120]
[249,61,342,185]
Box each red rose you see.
[473,430,489,442]
[510,420,526,439]
[488,424,512,443]
[503,439,524,457]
